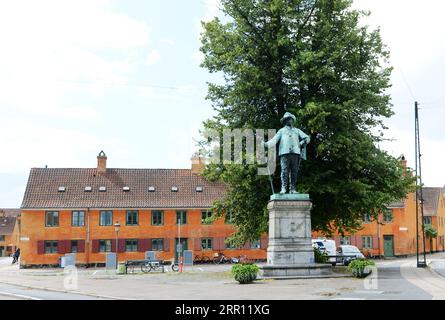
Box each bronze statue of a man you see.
[264,112,310,194]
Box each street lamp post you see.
[178,217,182,272]
[114,220,120,269]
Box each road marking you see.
[332,298,365,300]
[353,290,384,295]
[0,291,42,300]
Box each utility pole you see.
[415,101,427,268]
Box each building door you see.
[383,235,394,257]
[0,246,4,257]
[175,238,188,263]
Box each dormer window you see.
[171,186,178,192]
[58,187,66,192]
[84,186,92,192]
[196,186,203,192]
[148,186,156,192]
[99,186,107,192]
[123,186,130,192]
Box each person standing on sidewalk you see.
[12,248,20,264]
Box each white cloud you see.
[380,126,445,188]
[0,115,128,174]
[145,50,161,66]
[202,0,221,22]
[351,0,445,187]
[160,38,176,46]
[0,0,151,116]
[192,50,204,64]
[0,0,152,183]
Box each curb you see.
[258,273,352,280]
[427,262,445,280]
[0,280,130,300]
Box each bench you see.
[124,259,165,274]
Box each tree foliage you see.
[199,0,415,244]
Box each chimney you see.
[97,151,107,173]
[191,154,205,175]
[401,155,407,170]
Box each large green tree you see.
[199,0,415,245]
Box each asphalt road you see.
[0,282,105,300]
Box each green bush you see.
[347,259,375,278]
[313,247,329,263]
[231,263,259,284]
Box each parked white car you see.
[337,245,365,265]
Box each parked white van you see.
[312,238,337,265]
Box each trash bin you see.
[60,256,66,268]
[116,263,126,274]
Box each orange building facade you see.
[312,187,445,257]
[0,212,21,257]
[19,152,267,267]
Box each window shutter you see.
[118,239,125,253]
[212,237,219,250]
[58,240,66,254]
[138,239,145,252]
[163,238,170,251]
[146,239,152,251]
[350,236,356,246]
[214,237,225,251]
[356,236,362,248]
[372,236,379,249]
[194,238,202,251]
[260,235,269,249]
[92,239,99,253]
[111,239,116,253]
[333,236,340,247]
[65,240,72,253]
[37,240,45,254]
[78,240,85,253]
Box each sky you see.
[0,0,444,208]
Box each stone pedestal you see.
[261,194,331,278]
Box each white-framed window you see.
[201,238,212,250]
[339,236,350,245]
[362,236,373,249]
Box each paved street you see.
[1,254,445,300]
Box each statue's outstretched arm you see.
[264,129,282,148]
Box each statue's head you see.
[280,112,296,126]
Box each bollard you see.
[180,256,183,273]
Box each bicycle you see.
[171,262,179,272]
[141,259,164,273]
[213,252,231,264]
[194,254,211,264]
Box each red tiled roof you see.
[21,168,227,209]
[0,209,21,217]
[421,187,443,216]
[0,217,17,235]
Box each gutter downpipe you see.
[377,213,381,258]
[86,207,90,267]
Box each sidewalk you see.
[1,255,444,300]
[0,258,363,300]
